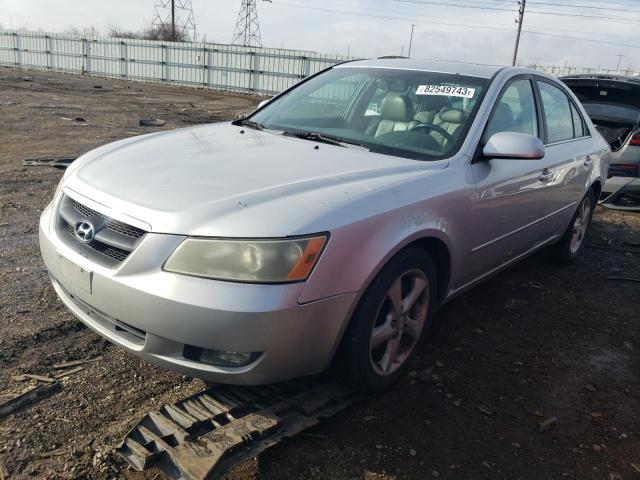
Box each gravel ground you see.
[0,67,639,480]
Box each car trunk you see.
[562,77,640,152]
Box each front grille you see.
[65,223,130,262]
[72,200,145,238]
[58,195,147,267]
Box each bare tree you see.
[107,25,190,42]
[142,25,190,42]
[108,27,142,39]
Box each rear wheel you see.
[552,189,595,263]
[339,248,437,391]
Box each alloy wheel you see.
[570,195,592,254]
[369,268,429,376]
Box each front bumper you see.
[39,202,356,385]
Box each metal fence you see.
[0,30,353,95]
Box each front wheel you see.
[551,189,595,263]
[338,248,438,391]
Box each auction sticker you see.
[416,85,476,98]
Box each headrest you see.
[414,111,436,124]
[380,93,414,122]
[438,108,466,125]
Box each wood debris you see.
[539,417,558,432]
[53,366,84,378]
[23,374,56,383]
[0,383,61,419]
[53,356,103,369]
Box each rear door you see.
[533,78,596,237]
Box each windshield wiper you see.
[283,131,369,150]
[233,118,265,131]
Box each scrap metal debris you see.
[118,379,360,480]
[139,118,166,127]
[22,157,76,169]
[0,382,61,419]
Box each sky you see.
[0,0,639,72]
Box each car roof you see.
[335,58,507,79]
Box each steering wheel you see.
[409,123,454,145]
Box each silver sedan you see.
[39,59,609,390]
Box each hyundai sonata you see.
[39,59,609,390]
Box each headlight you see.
[163,235,327,283]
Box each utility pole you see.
[171,0,176,41]
[152,1,196,42]
[401,45,406,56]
[408,24,416,58]
[512,0,526,66]
[616,54,624,72]
[232,0,268,47]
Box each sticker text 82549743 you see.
[416,85,476,98]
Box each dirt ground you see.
[0,67,639,480]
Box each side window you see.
[537,81,574,143]
[486,79,538,139]
[570,102,586,138]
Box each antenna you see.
[152,0,197,42]
[232,0,270,47]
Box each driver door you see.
[465,77,551,284]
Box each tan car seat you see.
[429,108,467,149]
[366,93,417,137]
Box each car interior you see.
[252,69,489,160]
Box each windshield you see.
[250,66,489,160]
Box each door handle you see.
[539,168,554,182]
[583,155,593,167]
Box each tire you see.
[338,247,438,392]
[551,189,595,263]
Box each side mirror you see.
[482,132,545,160]
[257,99,271,109]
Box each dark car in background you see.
[561,74,640,210]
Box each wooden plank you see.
[0,383,61,419]
[52,356,103,369]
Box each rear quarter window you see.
[570,102,586,137]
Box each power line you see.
[483,0,640,12]
[272,0,640,49]
[395,0,640,25]
[307,0,640,41]
[393,0,516,13]
[272,1,515,32]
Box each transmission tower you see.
[152,0,197,42]
[232,0,269,47]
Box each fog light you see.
[183,345,260,367]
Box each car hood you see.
[64,123,447,237]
